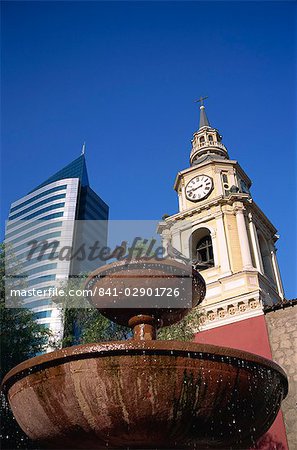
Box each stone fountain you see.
[2,257,288,449]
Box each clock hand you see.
[189,185,203,193]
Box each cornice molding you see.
[196,293,263,332]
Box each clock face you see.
[185,175,213,201]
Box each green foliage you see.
[158,307,201,342]
[0,306,50,376]
[61,306,131,346]
[53,275,131,347]
[0,243,51,449]
[0,244,51,377]
[79,309,130,344]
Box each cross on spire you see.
[195,96,208,107]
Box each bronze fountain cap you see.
[84,257,205,339]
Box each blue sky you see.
[1,1,296,298]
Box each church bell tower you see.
[159,99,284,332]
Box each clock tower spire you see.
[199,104,210,128]
[194,96,210,128]
[190,100,229,166]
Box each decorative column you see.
[215,168,223,196]
[210,229,219,267]
[180,227,192,260]
[234,204,254,270]
[180,183,186,211]
[161,228,171,255]
[178,191,181,210]
[248,212,264,273]
[215,214,231,274]
[270,248,285,299]
[171,230,181,252]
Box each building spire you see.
[190,97,229,166]
[195,96,210,129]
[81,142,86,155]
[199,105,210,129]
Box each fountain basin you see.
[2,341,288,449]
[85,258,206,329]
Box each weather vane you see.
[195,96,208,107]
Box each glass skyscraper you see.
[5,153,109,344]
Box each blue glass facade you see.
[6,154,109,347]
[30,155,89,192]
[11,231,61,254]
[7,202,65,225]
[9,194,66,220]
[34,311,52,319]
[10,186,67,213]
[9,212,65,228]
[78,186,109,220]
[24,299,52,309]
[22,263,58,277]
[6,221,63,243]
[27,275,56,287]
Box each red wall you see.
[194,315,272,358]
[194,315,288,449]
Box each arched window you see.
[199,136,205,144]
[196,236,214,266]
[208,135,213,142]
[190,228,215,270]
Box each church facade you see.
[159,102,296,449]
